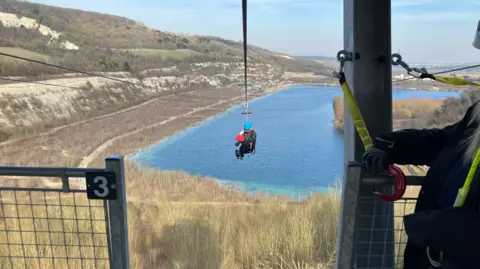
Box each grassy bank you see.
[1,162,422,269]
[332,96,444,132]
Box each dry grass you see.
[391,98,443,119]
[0,170,341,269]
[0,47,49,62]
[118,49,201,60]
[0,163,421,269]
[332,96,444,131]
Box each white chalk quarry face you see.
[473,20,480,50]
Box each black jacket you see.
[374,101,479,269]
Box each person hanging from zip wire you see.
[360,22,480,269]
[235,121,256,160]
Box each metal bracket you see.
[337,50,360,62]
[391,53,427,78]
[337,50,353,62]
[61,174,70,192]
[336,50,360,75]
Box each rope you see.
[241,0,250,120]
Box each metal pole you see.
[105,155,131,269]
[335,162,362,269]
[343,0,395,268]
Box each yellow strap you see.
[454,147,480,207]
[433,76,480,87]
[340,81,373,150]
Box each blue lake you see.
[131,86,462,199]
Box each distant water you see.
[131,86,462,199]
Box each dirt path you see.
[77,96,243,168]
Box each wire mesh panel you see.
[0,189,110,269]
[0,156,130,269]
[336,162,423,269]
[355,189,419,269]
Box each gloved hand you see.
[362,146,393,175]
[235,142,240,147]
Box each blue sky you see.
[31,0,480,63]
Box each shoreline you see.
[298,81,473,92]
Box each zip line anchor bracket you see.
[391,53,427,78]
[335,50,360,77]
[336,50,354,62]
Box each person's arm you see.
[375,101,478,166]
[251,130,257,147]
[235,130,245,143]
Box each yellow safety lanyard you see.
[454,147,480,207]
[335,50,406,201]
[392,53,480,88]
[430,75,480,87]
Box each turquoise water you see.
[131,86,462,199]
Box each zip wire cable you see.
[0,52,156,89]
[393,62,480,83]
[241,0,251,120]
[0,77,83,90]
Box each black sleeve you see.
[374,101,478,166]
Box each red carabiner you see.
[372,164,406,202]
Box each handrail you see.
[346,161,425,186]
[0,166,105,177]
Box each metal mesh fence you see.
[0,189,110,269]
[355,186,420,269]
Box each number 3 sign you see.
[86,172,117,200]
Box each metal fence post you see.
[335,162,362,269]
[105,155,130,269]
